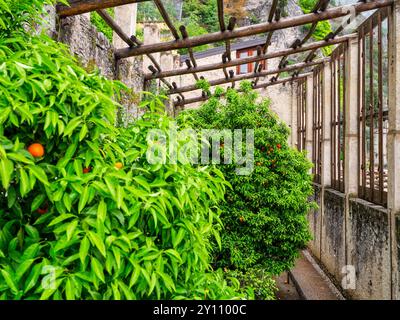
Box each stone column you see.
[344,37,359,196]
[143,23,161,93]
[291,83,298,148]
[113,4,137,49]
[305,75,314,166]
[143,23,161,73]
[321,61,332,187]
[387,0,400,300]
[112,5,144,123]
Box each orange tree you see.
[179,82,314,277]
[0,0,244,299]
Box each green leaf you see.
[0,269,18,294]
[63,193,72,212]
[63,117,82,137]
[19,168,30,196]
[7,186,16,208]
[157,271,176,292]
[66,220,78,241]
[91,257,105,283]
[97,200,107,223]
[78,185,89,213]
[165,249,182,263]
[16,259,35,281]
[24,263,43,294]
[0,107,11,124]
[79,123,88,141]
[129,264,141,288]
[48,214,76,227]
[212,229,222,250]
[148,272,157,295]
[88,231,106,258]
[172,228,185,248]
[28,165,49,186]
[0,158,14,189]
[65,278,75,300]
[22,243,40,260]
[7,152,33,165]
[31,194,46,212]
[79,236,90,265]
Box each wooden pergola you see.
[56,0,393,108]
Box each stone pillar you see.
[344,37,359,196]
[305,75,314,166]
[321,62,332,187]
[387,0,400,300]
[113,4,137,49]
[112,5,144,123]
[143,23,161,73]
[291,83,298,148]
[142,23,161,93]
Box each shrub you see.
[0,0,244,300]
[226,269,277,300]
[179,82,314,275]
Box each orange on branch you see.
[28,143,44,158]
[115,162,124,169]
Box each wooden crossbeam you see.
[168,58,328,95]
[57,0,150,17]
[96,9,135,46]
[217,0,226,32]
[116,0,392,58]
[261,0,280,55]
[173,73,312,107]
[145,33,355,80]
[153,0,180,40]
[180,26,200,82]
[130,35,161,71]
[267,0,332,82]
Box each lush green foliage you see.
[226,269,276,300]
[179,82,314,275]
[0,0,245,300]
[137,0,222,54]
[299,0,333,55]
[91,9,115,42]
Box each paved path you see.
[275,249,344,300]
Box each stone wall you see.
[45,9,144,121]
[308,186,393,299]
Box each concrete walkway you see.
[275,249,345,300]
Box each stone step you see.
[289,250,344,300]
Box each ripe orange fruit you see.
[277,144,281,149]
[115,162,124,169]
[83,167,91,174]
[28,143,44,158]
[37,208,48,214]
[37,203,48,214]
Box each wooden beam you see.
[96,9,135,46]
[131,35,161,71]
[57,0,150,17]
[168,58,328,95]
[180,26,199,81]
[145,33,356,80]
[174,73,311,107]
[116,0,392,58]
[153,0,180,40]
[217,0,226,32]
